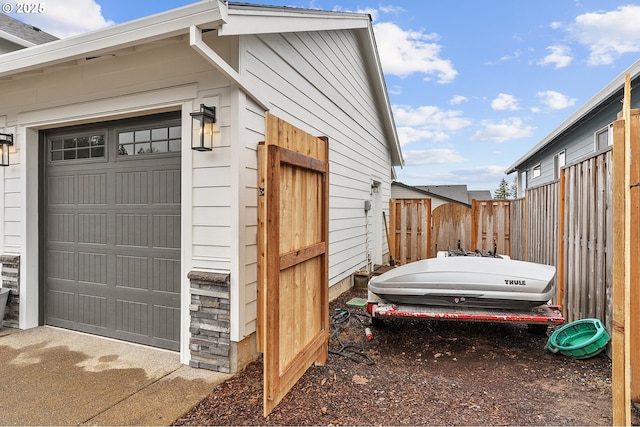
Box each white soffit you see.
[0,0,225,78]
[220,4,369,36]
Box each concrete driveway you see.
[0,326,230,426]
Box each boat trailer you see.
[367,301,565,329]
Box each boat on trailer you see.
[368,248,556,311]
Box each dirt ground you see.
[174,288,613,426]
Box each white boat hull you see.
[368,255,556,310]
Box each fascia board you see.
[505,58,640,174]
[362,25,403,167]
[0,0,225,78]
[220,8,368,36]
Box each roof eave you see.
[0,0,226,79]
[364,24,403,167]
[0,29,36,48]
[222,3,403,167]
[221,2,369,35]
[505,58,640,175]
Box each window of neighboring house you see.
[554,150,566,180]
[532,164,541,179]
[521,170,528,190]
[595,123,613,151]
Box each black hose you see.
[328,309,375,365]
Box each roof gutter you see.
[0,30,36,48]
[189,25,269,111]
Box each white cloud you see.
[569,5,640,65]
[399,165,508,190]
[491,93,520,111]
[498,49,522,62]
[450,95,468,105]
[397,127,449,145]
[538,45,573,69]
[450,165,508,180]
[379,5,406,16]
[537,90,577,110]
[393,105,470,129]
[374,22,458,83]
[402,148,466,166]
[471,118,534,143]
[550,21,562,30]
[10,0,114,38]
[393,104,472,145]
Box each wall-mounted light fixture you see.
[190,104,216,151]
[0,133,13,167]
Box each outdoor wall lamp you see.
[0,133,13,167]
[190,104,216,151]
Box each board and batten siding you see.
[241,28,393,287]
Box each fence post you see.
[557,169,565,311]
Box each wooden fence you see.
[471,200,510,256]
[389,198,431,264]
[390,198,511,264]
[391,159,612,329]
[509,153,612,325]
[431,203,471,255]
[560,152,612,325]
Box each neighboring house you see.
[506,58,640,195]
[0,1,402,374]
[0,13,57,53]
[391,182,492,209]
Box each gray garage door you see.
[44,113,182,351]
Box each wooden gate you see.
[389,199,431,264]
[471,199,511,256]
[258,113,329,416]
[431,203,472,254]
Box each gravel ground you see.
[174,288,613,426]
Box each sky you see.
[5,1,640,193]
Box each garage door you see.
[44,113,182,350]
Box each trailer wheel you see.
[371,316,386,328]
[527,324,548,335]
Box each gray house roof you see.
[468,190,493,201]
[0,13,58,47]
[393,183,493,205]
[416,184,491,204]
[506,57,640,174]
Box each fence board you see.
[509,198,525,261]
[389,199,431,264]
[471,200,510,256]
[561,151,612,325]
[431,203,472,254]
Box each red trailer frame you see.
[367,302,564,326]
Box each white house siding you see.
[240,28,393,288]
[237,97,265,338]
[0,37,245,348]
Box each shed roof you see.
[505,57,640,174]
[393,182,472,207]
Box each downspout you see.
[189,25,269,111]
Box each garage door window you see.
[118,125,181,156]
[50,134,105,161]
